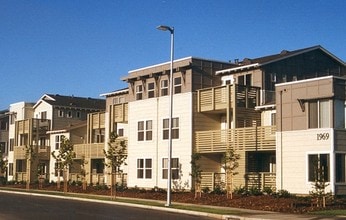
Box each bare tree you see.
[103,131,127,199]
[51,136,75,193]
[222,148,240,199]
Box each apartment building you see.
[8,94,105,184]
[116,57,234,189]
[0,110,9,178]
[200,45,346,195]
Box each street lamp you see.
[157,25,174,207]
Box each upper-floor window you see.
[0,121,7,130]
[147,82,155,98]
[10,114,16,124]
[308,100,330,128]
[238,74,252,86]
[93,129,105,143]
[76,111,81,118]
[174,77,182,94]
[9,139,14,151]
[67,110,73,118]
[163,118,179,139]
[55,135,63,150]
[58,110,64,117]
[161,80,168,96]
[136,85,143,100]
[41,111,47,120]
[138,120,152,141]
[113,96,126,104]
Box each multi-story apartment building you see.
[116,57,234,189]
[0,110,9,178]
[105,45,346,195]
[201,45,346,195]
[8,94,105,184]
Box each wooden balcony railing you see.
[200,172,276,191]
[112,103,128,123]
[73,143,105,159]
[14,145,50,160]
[196,126,276,153]
[197,84,260,113]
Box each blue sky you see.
[1,0,345,109]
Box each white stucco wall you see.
[276,128,334,194]
[127,92,193,190]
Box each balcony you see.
[197,84,260,113]
[14,145,51,160]
[111,103,128,123]
[74,143,105,159]
[195,126,276,153]
[200,172,276,191]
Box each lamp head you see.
[157,25,174,33]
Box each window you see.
[136,85,143,100]
[0,142,6,154]
[20,134,28,146]
[174,77,182,94]
[9,163,13,176]
[245,74,252,86]
[93,129,105,143]
[76,111,81,118]
[137,158,152,179]
[10,113,16,124]
[147,82,155,98]
[55,135,63,150]
[113,96,126,104]
[163,118,179,139]
[137,121,144,141]
[162,158,179,179]
[118,128,124,137]
[67,110,73,118]
[0,120,7,130]
[308,154,329,182]
[41,111,47,120]
[9,139,14,151]
[146,120,152,140]
[161,80,168,96]
[238,75,244,85]
[39,137,47,149]
[58,110,64,117]
[336,153,346,183]
[138,120,152,141]
[309,100,330,128]
[271,113,276,126]
[55,162,63,177]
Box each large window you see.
[136,85,143,100]
[137,158,152,179]
[309,100,330,128]
[162,158,179,179]
[174,77,182,94]
[161,80,168,96]
[138,120,152,141]
[336,153,346,183]
[163,118,179,139]
[147,82,155,98]
[93,129,105,143]
[55,135,63,150]
[308,154,329,182]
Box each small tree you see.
[222,148,240,199]
[190,152,202,199]
[25,145,36,190]
[51,136,75,193]
[0,150,8,185]
[79,155,88,190]
[309,158,330,208]
[103,131,127,199]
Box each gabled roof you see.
[216,45,345,75]
[34,94,105,110]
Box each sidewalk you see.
[0,188,343,220]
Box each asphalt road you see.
[0,192,215,220]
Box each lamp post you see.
[157,25,174,207]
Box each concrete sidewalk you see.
[0,189,344,220]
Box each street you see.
[0,191,215,220]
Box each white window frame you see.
[162,158,179,179]
[160,79,168,96]
[136,85,143,100]
[137,158,152,179]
